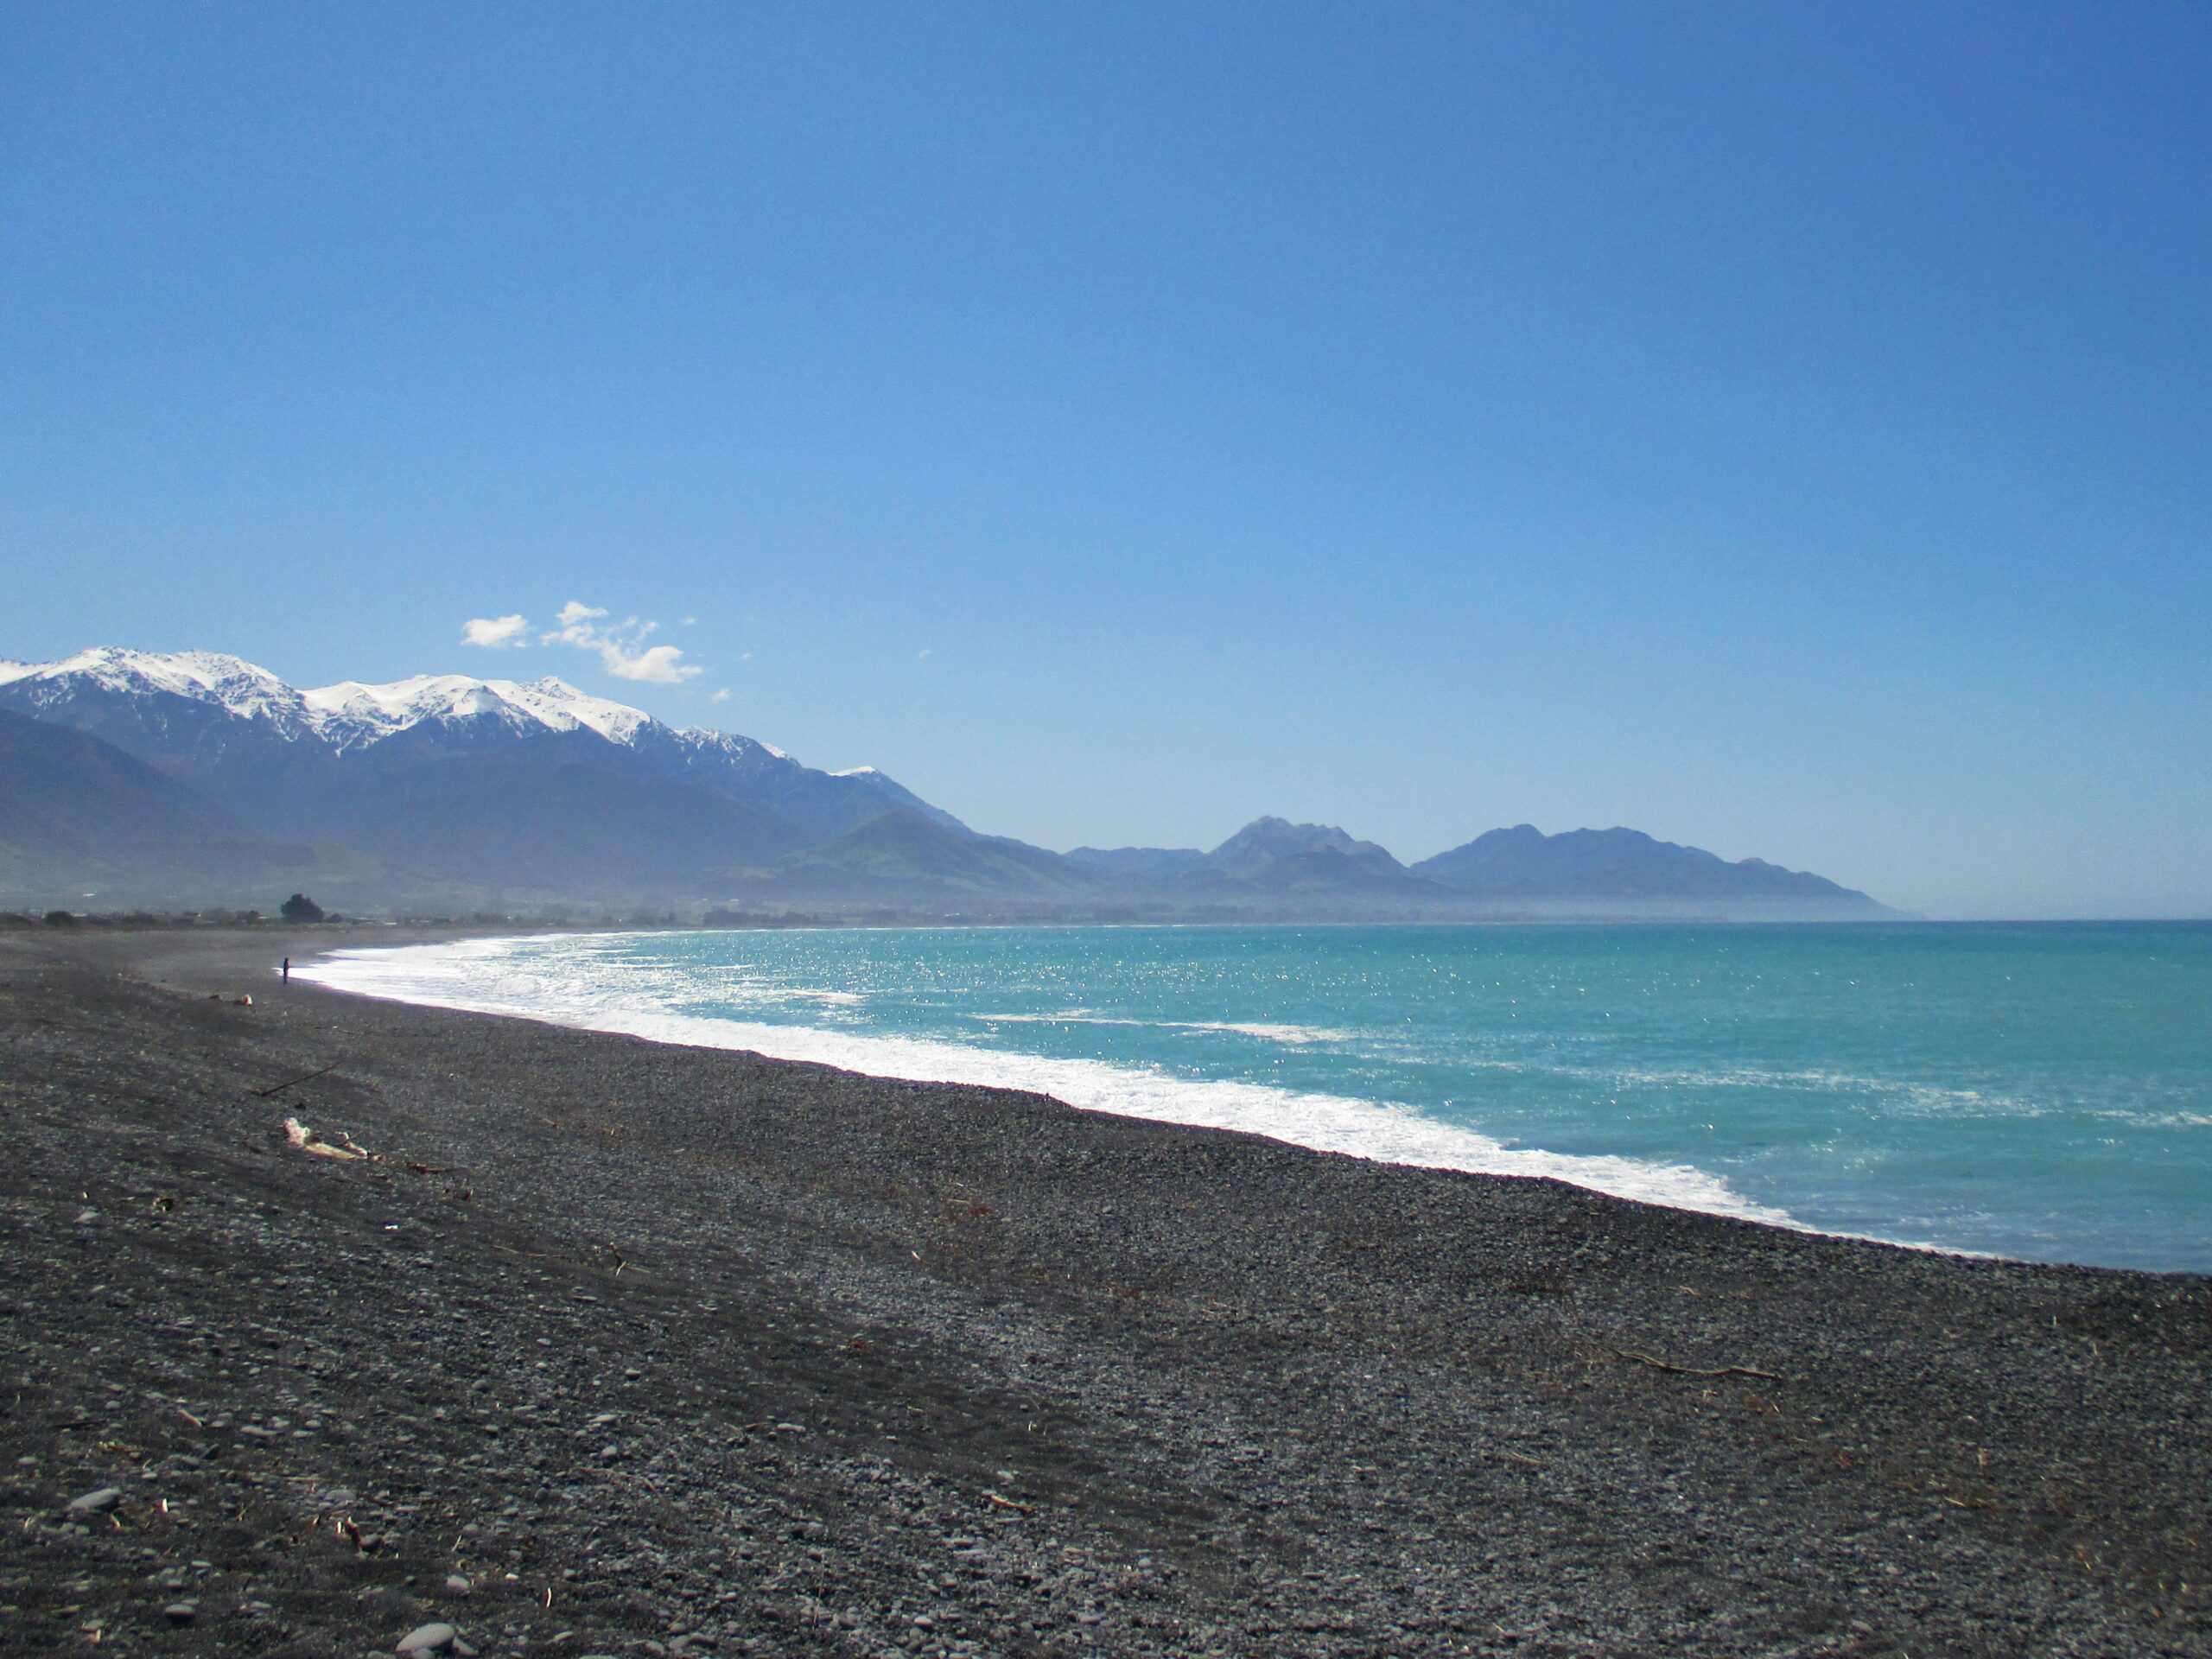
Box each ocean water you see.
[301,923,2212,1274]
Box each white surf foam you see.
[296,935,1802,1229]
[971,1011,1355,1046]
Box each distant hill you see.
[0,648,1896,919]
[1412,824,1891,918]
[1072,817,1891,919]
[1200,817,1422,891]
[1071,818,1452,912]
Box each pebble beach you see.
[1,928,2206,1656]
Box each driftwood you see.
[283,1116,372,1160]
[1611,1348,1783,1382]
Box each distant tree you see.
[43,910,77,926]
[280,893,326,924]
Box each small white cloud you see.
[682,616,697,626]
[462,613,529,649]
[917,647,933,660]
[710,688,731,702]
[543,601,702,683]
[607,643,698,683]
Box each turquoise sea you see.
[303,923,2212,1274]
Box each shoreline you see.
[299,927,2175,1276]
[2,928,2207,1655]
[296,931,1809,1241]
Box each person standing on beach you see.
[282,957,290,985]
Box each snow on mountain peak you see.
[0,647,317,734]
[504,677,653,743]
[300,673,653,747]
[0,647,805,762]
[0,648,673,751]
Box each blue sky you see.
[3,2,2208,918]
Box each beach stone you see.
[162,1601,198,1625]
[397,1623,464,1655]
[443,1573,472,1596]
[66,1486,124,1515]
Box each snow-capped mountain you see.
[0,647,323,747]
[0,648,1891,918]
[0,649,793,767]
[0,648,967,891]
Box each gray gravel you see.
[0,927,2206,1656]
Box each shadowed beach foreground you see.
[0,932,2205,1657]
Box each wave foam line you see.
[971,1012,1355,1046]
[296,937,1801,1229]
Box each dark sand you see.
[0,929,2206,1658]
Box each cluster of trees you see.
[3,896,345,928]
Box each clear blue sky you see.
[4,3,2208,918]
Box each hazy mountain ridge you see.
[0,648,1892,918]
[0,709,385,902]
[1069,817,1885,918]
[1412,824,1883,916]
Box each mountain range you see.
[0,648,1892,920]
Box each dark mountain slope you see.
[325,749,804,893]
[734,810,1098,907]
[0,709,251,849]
[0,711,373,906]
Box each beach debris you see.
[283,1116,373,1160]
[397,1622,476,1656]
[65,1487,124,1516]
[252,1062,340,1098]
[1610,1348,1783,1382]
